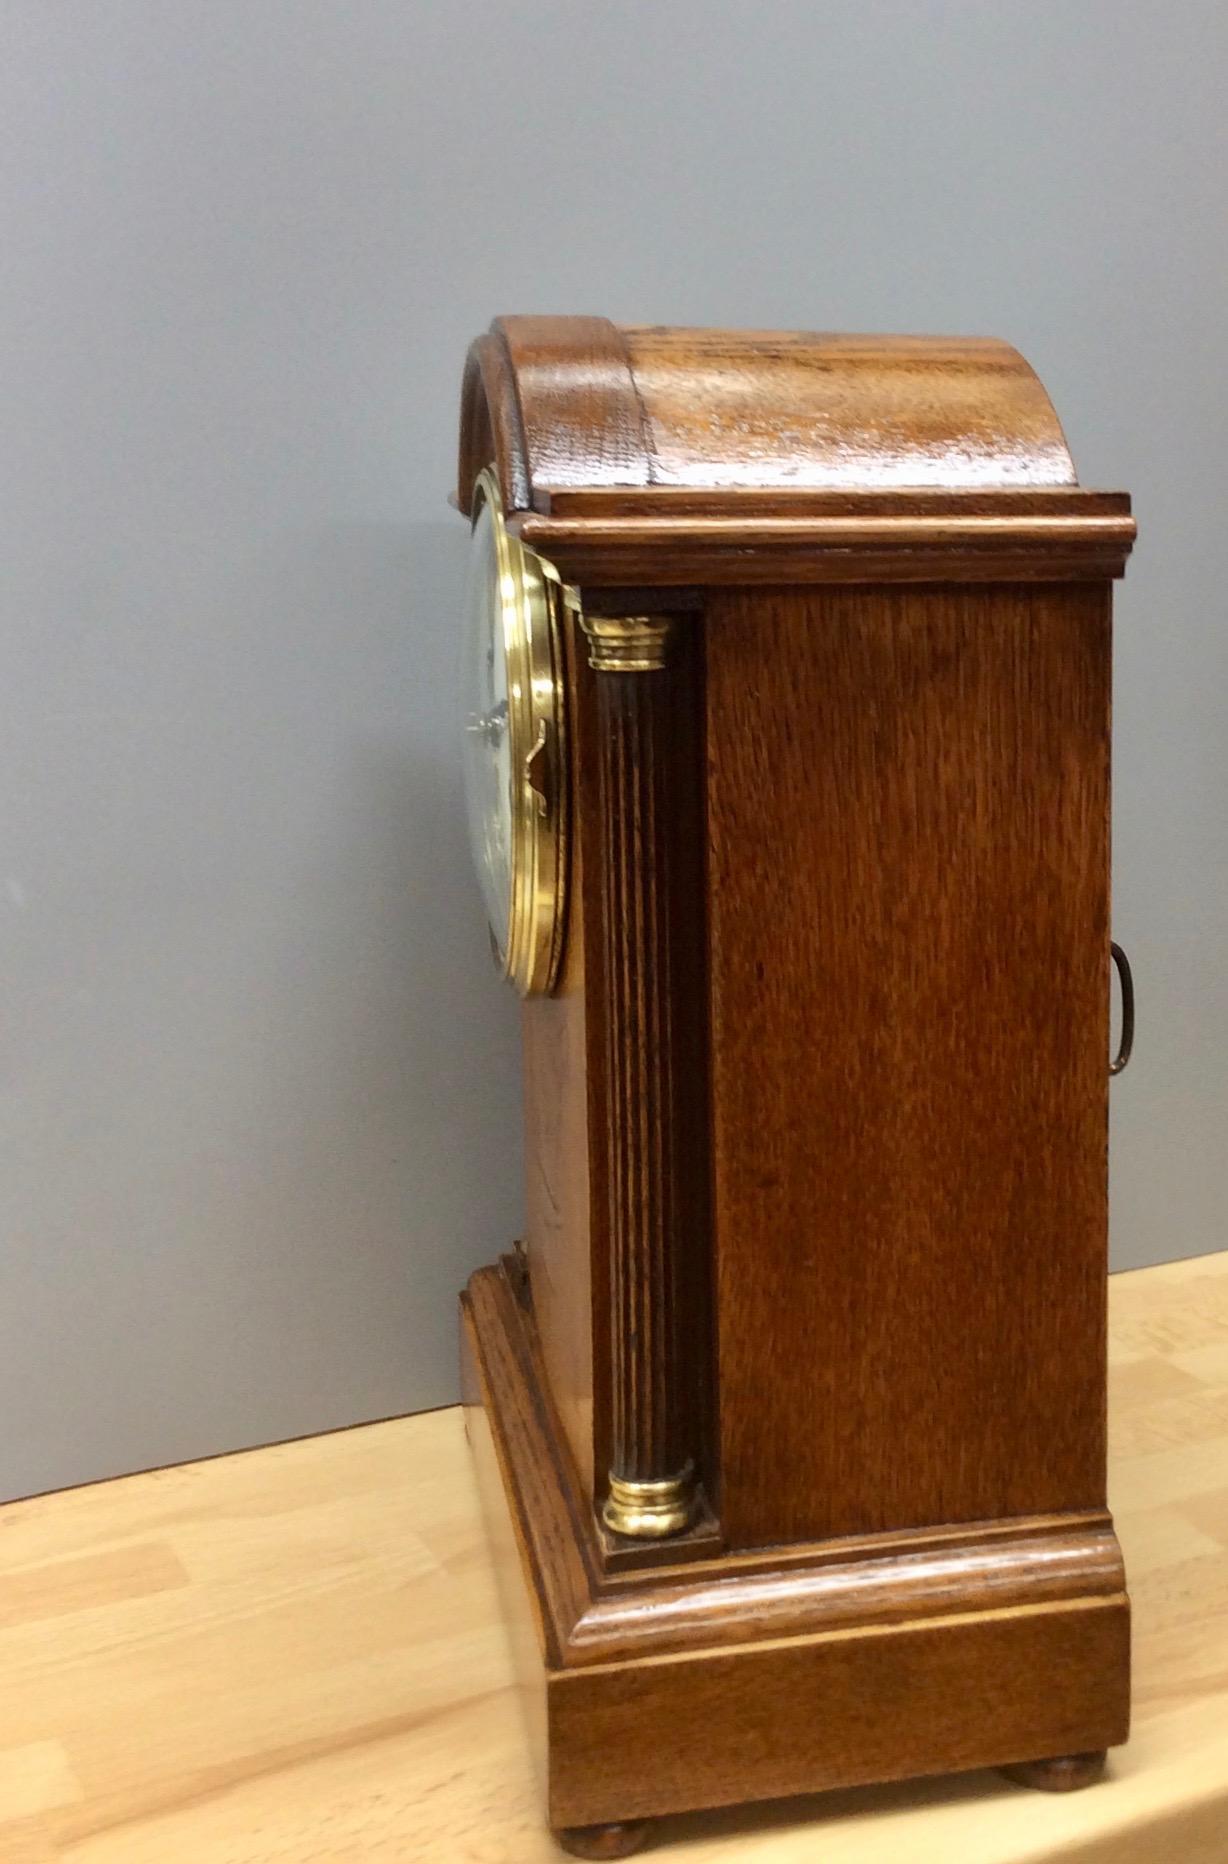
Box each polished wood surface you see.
[0,1251,1225,1862]
[518,488,1132,581]
[546,1600,1126,1833]
[521,605,596,1497]
[706,579,1112,1546]
[458,319,1082,510]
[463,1259,1127,1836]
[457,319,1134,583]
[618,325,1076,490]
[580,613,711,1520]
[456,316,1134,1839]
[462,1263,1128,1664]
[454,318,628,514]
[525,604,716,1561]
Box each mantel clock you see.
[455,317,1135,1856]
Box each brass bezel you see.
[470,467,570,997]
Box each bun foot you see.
[1001,1750,1107,1792]
[557,1820,649,1859]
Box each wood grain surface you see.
[455,317,1135,1844]
[706,579,1112,1547]
[580,616,712,1511]
[523,605,717,1554]
[617,325,1077,490]
[462,1259,1127,1834]
[460,1258,1122,1662]
[547,1599,1128,1829]
[456,320,1133,582]
[1,1252,1226,1861]
[515,496,1134,585]
[521,607,597,1497]
[457,319,1084,514]
[587,622,691,1492]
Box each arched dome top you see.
[457,316,1077,517]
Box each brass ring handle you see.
[1110,941,1134,1076]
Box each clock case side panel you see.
[705,577,1115,1550]
[519,603,599,1501]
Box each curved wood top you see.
[456,317,1134,584]
[459,317,1078,507]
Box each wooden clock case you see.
[457,317,1135,1856]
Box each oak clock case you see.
[455,317,1136,1860]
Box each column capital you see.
[580,613,674,674]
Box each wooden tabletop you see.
[2,1251,1227,1862]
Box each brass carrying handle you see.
[1110,941,1134,1076]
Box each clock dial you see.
[462,494,513,955]
[461,469,569,994]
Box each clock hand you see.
[465,699,509,748]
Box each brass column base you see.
[602,1466,696,1539]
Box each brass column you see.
[582,613,699,1539]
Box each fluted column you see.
[581,613,699,1539]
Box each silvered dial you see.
[463,493,513,955]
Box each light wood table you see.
[2,1252,1227,1862]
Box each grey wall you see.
[2,1,1224,1500]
